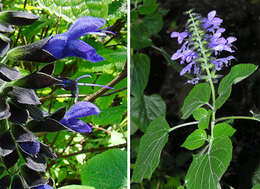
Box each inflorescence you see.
[171,10,237,84]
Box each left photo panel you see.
[0,0,127,188]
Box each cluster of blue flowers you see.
[171,10,237,84]
[0,14,112,188]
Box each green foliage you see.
[37,0,113,22]
[185,137,232,189]
[181,129,207,150]
[131,6,163,50]
[193,108,211,130]
[80,149,127,189]
[138,0,158,15]
[181,83,211,119]
[216,64,258,109]
[1,0,127,187]
[131,1,259,188]
[131,94,166,132]
[131,53,150,97]
[253,184,260,189]
[132,117,170,183]
[213,123,236,138]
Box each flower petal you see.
[170,32,179,38]
[42,34,68,59]
[62,119,92,133]
[19,140,40,156]
[171,52,182,60]
[226,36,237,44]
[208,10,216,21]
[67,39,104,62]
[33,184,53,189]
[62,101,101,121]
[67,16,105,40]
[77,82,113,89]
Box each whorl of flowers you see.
[171,10,237,84]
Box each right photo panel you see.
[130,0,260,188]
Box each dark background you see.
[141,0,260,188]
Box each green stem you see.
[216,116,260,123]
[188,11,216,138]
[168,121,198,133]
[0,56,7,64]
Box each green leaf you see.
[108,0,125,15]
[131,53,150,97]
[185,137,232,189]
[90,104,127,125]
[131,94,166,132]
[192,108,211,130]
[138,0,158,15]
[37,0,112,22]
[181,83,211,119]
[216,64,258,109]
[131,13,163,50]
[142,13,163,35]
[252,161,260,187]
[213,122,236,138]
[81,149,127,189]
[22,18,55,40]
[132,117,170,183]
[215,87,231,110]
[131,22,153,50]
[181,129,207,150]
[59,185,94,189]
[252,184,260,189]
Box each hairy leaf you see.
[193,108,211,130]
[131,94,166,132]
[181,83,211,119]
[185,137,232,189]
[181,129,207,150]
[131,53,150,97]
[132,117,169,183]
[216,64,258,109]
[213,122,236,138]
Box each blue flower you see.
[19,140,40,156]
[60,101,101,133]
[203,10,223,31]
[33,184,53,189]
[42,16,108,63]
[171,10,237,83]
[211,56,235,70]
[57,74,112,103]
[170,32,188,44]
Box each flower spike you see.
[171,10,236,84]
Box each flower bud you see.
[0,11,39,26]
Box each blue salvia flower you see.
[19,140,40,156]
[60,101,101,133]
[33,184,53,189]
[57,74,112,103]
[6,16,113,63]
[171,10,237,84]
[42,16,108,63]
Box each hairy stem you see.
[216,116,260,123]
[168,121,198,133]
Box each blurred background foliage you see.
[1,0,127,188]
[131,0,260,188]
